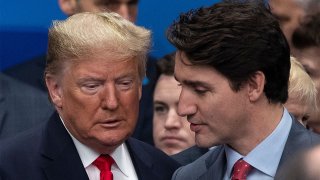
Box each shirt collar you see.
[225,108,292,178]
[59,117,132,177]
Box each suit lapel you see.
[199,146,227,180]
[278,117,303,166]
[126,138,155,180]
[39,112,89,180]
[276,116,315,178]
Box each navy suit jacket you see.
[0,73,54,139]
[172,117,320,180]
[171,146,208,166]
[4,55,158,145]
[0,112,180,180]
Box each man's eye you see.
[81,84,100,94]
[194,88,207,94]
[86,84,98,88]
[154,105,168,115]
[117,80,133,90]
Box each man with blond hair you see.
[0,12,179,180]
[3,0,157,145]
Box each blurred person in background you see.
[0,73,53,139]
[292,12,320,133]
[152,52,195,155]
[269,0,320,55]
[285,57,318,127]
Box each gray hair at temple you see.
[45,11,151,80]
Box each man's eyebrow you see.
[176,78,211,88]
[183,80,209,87]
[77,77,104,84]
[153,100,167,106]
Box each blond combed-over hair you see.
[45,11,151,80]
[289,57,318,112]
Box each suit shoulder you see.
[127,138,179,163]
[3,56,46,77]
[172,149,213,180]
[3,56,47,91]
[171,146,208,165]
[127,138,181,177]
[291,119,320,146]
[306,129,320,145]
[0,125,43,157]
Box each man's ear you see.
[45,75,63,108]
[247,71,265,102]
[58,0,77,16]
[138,81,142,100]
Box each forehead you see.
[95,0,138,4]
[270,0,305,17]
[174,51,221,80]
[154,75,180,99]
[155,75,179,90]
[270,0,301,10]
[64,55,138,76]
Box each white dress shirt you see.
[60,117,138,180]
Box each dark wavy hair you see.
[166,0,290,104]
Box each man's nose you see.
[101,85,119,110]
[177,89,197,117]
[164,109,182,129]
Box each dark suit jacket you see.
[171,146,209,166]
[0,73,54,139]
[4,55,158,145]
[172,117,320,180]
[0,112,180,180]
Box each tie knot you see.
[231,159,252,180]
[93,155,115,172]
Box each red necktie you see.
[93,155,115,180]
[231,159,253,180]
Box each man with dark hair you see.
[166,1,320,179]
[292,12,320,134]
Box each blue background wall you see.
[0,0,218,70]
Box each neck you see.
[229,103,284,155]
